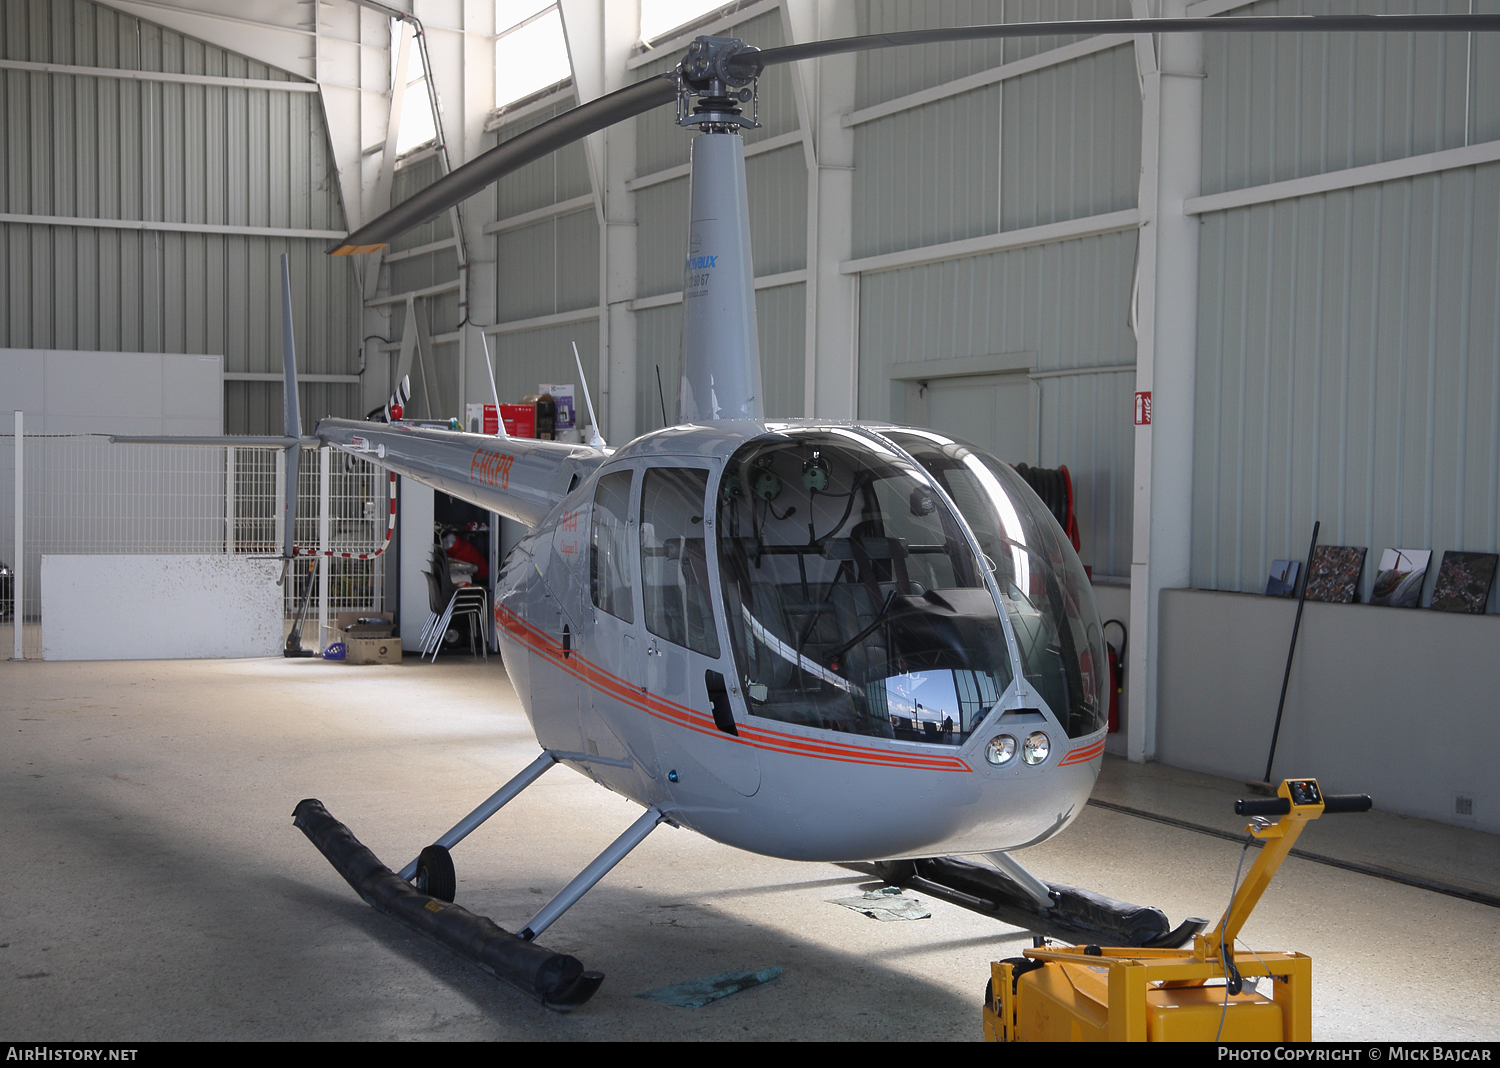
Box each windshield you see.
[715,430,1013,745]
[882,430,1108,739]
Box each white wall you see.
[1156,587,1500,833]
[397,477,435,642]
[42,555,283,659]
[1,349,222,434]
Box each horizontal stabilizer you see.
[107,435,318,446]
[292,799,603,1010]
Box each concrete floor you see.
[3,654,1498,1041]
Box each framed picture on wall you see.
[1429,552,1499,614]
[1369,548,1431,608]
[1304,546,1367,604]
[1265,559,1300,597]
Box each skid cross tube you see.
[397,751,558,880]
[983,851,1055,909]
[520,807,668,941]
[398,750,637,880]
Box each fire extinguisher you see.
[1102,619,1127,733]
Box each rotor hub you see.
[677,36,760,131]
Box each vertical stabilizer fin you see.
[279,253,316,657]
[480,328,501,408]
[280,252,302,563]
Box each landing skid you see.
[875,856,1207,949]
[293,799,604,1009]
[293,749,668,1011]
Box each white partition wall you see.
[42,555,283,660]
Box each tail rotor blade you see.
[384,376,411,424]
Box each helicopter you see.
[285,10,1500,1010]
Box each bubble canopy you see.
[879,429,1108,740]
[712,427,1107,746]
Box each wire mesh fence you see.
[1,432,387,659]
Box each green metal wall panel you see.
[1193,163,1500,608]
[858,229,1138,576]
[0,0,358,435]
[1202,0,1499,198]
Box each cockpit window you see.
[641,467,719,659]
[591,468,634,623]
[882,431,1108,739]
[715,430,1013,745]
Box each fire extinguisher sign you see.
[1134,391,1152,425]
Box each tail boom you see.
[315,417,604,527]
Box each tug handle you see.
[1234,793,1372,816]
[1322,793,1372,814]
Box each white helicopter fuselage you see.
[493,421,1106,863]
[320,83,1107,869]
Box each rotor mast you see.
[676,37,764,424]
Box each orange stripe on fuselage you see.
[1057,738,1106,766]
[493,602,971,773]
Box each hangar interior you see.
[2,0,1499,1041]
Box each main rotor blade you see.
[743,13,1500,74]
[335,13,1500,256]
[331,73,677,256]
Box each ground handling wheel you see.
[414,844,456,903]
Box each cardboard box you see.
[465,403,501,435]
[345,636,402,664]
[539,383,575,430]
[500,403,535,438]
[335,610,394,638]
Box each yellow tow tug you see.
[983,778,1370,1042]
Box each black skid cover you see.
[292,799,603,1010]
[905,855,1207,949]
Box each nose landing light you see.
[985,735,1017,766]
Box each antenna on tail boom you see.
[571,342,605,450]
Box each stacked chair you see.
[418,545,489,661]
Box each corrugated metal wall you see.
[0,0,359,434]
[855,0,1131,104]
[384,153,459,421]
[491,320,599,416]
[481,97,600,412]
[635,303,682,430]
[635,178,689,297]
[491,97,598,323]
[1202,0,1499,197]
[1193,5,1500,609]
[1000,42,1140,231]
[858,230,1138,576]
[851,2,1139,577]
[852,83,1000,258]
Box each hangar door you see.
[898,366,1035,467]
